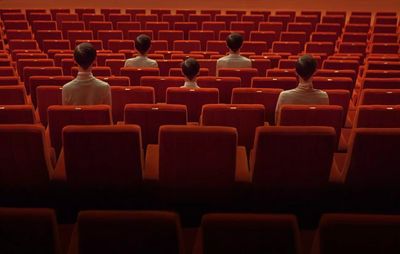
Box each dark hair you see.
[135,34,151,55]
[74,43,96,70]
[295,55,317,81]
[181,58,200,81]
[226,32,244,52]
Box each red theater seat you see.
[354,105,400,128]
[197,76,241,103]
[217,68,258,87]
[0,105,36,124]
[0,86,27,105]
[30,76,74,107]
[140,76,184,103]
[120,67,160,86]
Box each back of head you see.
[74,43,96,70]
[226,33,244,53]
[295,55,317,81]
[135,34,151,55]
[181,58,200,81]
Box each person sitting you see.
[181,58,200,89]
[275,55,329,121]
[124,34,158,68]
[216,32,252,73]
[62,42,111,105]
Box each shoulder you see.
[94,78,110,88]
[62,79,77,90]
[217,55,229,62]
[240,55,251,62]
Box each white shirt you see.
[62,71,111,105]
[275,80,329,120]
[216,52,252,72]
[124,55,158,68]
[181,81,199,89]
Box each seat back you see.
[251,126,336,189]
[201,104,265,150]
[197,76,241,103]
[354,105,400,128]
[199,213,301,254]
[315,214,400,254]
[124,104,187,149]
[63,125,142,190]
[359,89,400,105]
[0,208,61,254]
[48,105,112,155]
[140,76,184,103]
[0,86,27,105]
[217,68,258,87]
[166,87,219,122]
[0,125,52,190]
[159,125,237,190]
[0,105,36,124]
[76,211,183,254]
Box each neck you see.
[78,66,91,73]
[230,50,239,54]
[185,78,196,83]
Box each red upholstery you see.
[266,68,297,77]
[189,30,215,51]
[206,40,227,54]
[23,66,63,93]
[218,68,258,87]
[189,14,212,29]
[359,89,400,105]
[251,126,336,190]
[195,213,301,254]
[124,104,187,148]
[108,39,134,53]
[120,67,160,86]
[36,86,62,126]
[197,59,217,76]
[252,77,297,90]
[201,104,265,150]
[55,125,143,191]
[0,76,20,86]
[97,76,130,86]
[8,39,38,51]
[71,211,183,254]
[173,40,201,53]
[145,22,169,40]
[166,87,219,122]
[174,22,198,39]
[140,76,184,102]
[354,105,400,128]
[325,89,351,126]
[197,76,240,103]
[156,59,182,76]
[16,58,54,80]
[42,40,71,53]
[0,208,61,254]
[0,125,54,191]
[158,30,184,50]
[361,78,400,89]
[0,105,36,124]
[0,85,27,105]
[111,86,155,122]
[313,77,354,95]
[47,105,112,156]
[312,214,400,254]
[115,22,140,38]
[315,69,357,84]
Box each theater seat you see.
[0,105,36,124]
[68,210,184,254]
[193,213,301,254]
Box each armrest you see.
[329,152,347,184]
[143,144,159,180]
[235,146,251,183]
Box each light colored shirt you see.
[181,81,200,89]
[275,80,329,121]
[124,55,158,68]
[62,71,111,105]
[216,52,252,72]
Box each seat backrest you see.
[76,210,183,254]
[217,68,259,87]
[166,87,219,122]
[201,104,265,150]
[197,76,241,104]
[361,78,400,89]
[252,77,298,90]
[343,128,400,188]
[120,67,160,86]
[0,208,61,254]
[278,105,343,145]
[111,86,155,123]
[124,104,187,148]
[63,125,143,190]
[140,76,184,103]
[159,125,237,189]
[359,89,400,105]
[0,105,36,124]
[315,214,400,254]
[251,126,336,189]
[354,105,400,128]
[0,125,53,191]
[47,105,112,155]
[199,213,301,254]
[36,86,62,126]
[0,85,27,105]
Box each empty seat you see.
[120,67,160,86]
[54,125,143,192]
[47,105,112,155]
[201,104,265,150]
[250,126,336,194]
[173,40,201,53]
[354,105,400,128]
[197,76,241,103]
[361,78,400,90]
[218,68,258,87]
[0,125,54,192]
[140,76,184,103]
[166,87,219,122]
[194,213,301,254]
[312,214,400,254]
[359,89,400,105]
[0,105,36,124]
[30,76,74,108]
[272,41,301,55]
[124,104,187,149]
[144,125,249,202]
[0,85,27,105]
[24,66,63,93]
[0,208,61,254]
[69,211,183,254]
[252,77,297,90]
[111,86,155,122]
[8,39,39,51]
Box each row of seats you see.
[1,207,400,254]
[1,124,399,200]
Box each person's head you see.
[226,33,244,53]
[181,58,200,81]
[295,55,317,82]
[135,34,152,55]
[74,42,96,70]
